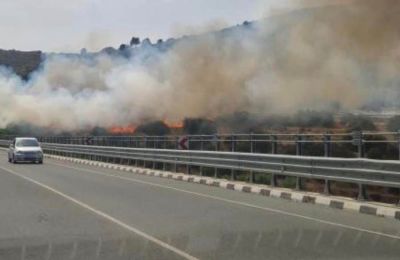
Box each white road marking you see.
[0,165,198,260]
[46,161,400,241]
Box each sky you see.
[0,0,311,52]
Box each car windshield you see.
[16,139,39,147]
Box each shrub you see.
[341,114,376,131]
[387,116,400,132]
[183,118,217,135]
[135,121,170,136]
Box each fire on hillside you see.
[108,121,183,135]
[108,125,136,135]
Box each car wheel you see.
[38,160,43,164]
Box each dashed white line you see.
[0,165,198,260]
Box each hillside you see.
[0,5,358,80]
[0,1,399,134]
[0,49,42,79]
[0,16,257,80]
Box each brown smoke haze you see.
[0,0,399,131]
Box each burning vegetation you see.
[0,0,399,134]
[109,125,136,135]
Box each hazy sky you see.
[0,0,306,52]
[0,0,344,52]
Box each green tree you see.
[130,37,140,46]
[341,114,376,131]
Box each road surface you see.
[0,151,399,259]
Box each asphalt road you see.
[0,152,399,259]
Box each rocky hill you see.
[0,19,253,80]
[0,49,42,79]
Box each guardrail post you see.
[324,180,330,195]
[250,133,254,153]
[230,170,235,180]
[248,134,256,179]
[271,135,277,154]
[357,183,366,201]
[174,161,177,173]
[296,135,303,156]
[214,135,219,151]
[398,130,400,160]
[230,135,236,179]
[324,134,331,157]
[249,171,254,183]
[270,173,276,187]
[200,138,204,151]
[295,177,301,190]
[231,135,236,152]
[352,130,364,158]
[214,168,218,178]
[358,137,364,158]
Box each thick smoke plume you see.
[0,0,399,131]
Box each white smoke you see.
[0,0,399,131]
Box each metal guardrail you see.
[3,130,400,160]
[1,139,399,202]
[27,142,400,202]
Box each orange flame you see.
[109,125,136,134]
[164,120,184,129]
[108,120,183,134]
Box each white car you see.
[8,137,44,164]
